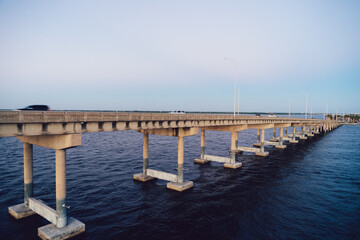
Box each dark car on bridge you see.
[18,105,51,111]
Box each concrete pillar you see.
[143,133,149,174]
[235,131,238,148]
[293,126,296,140]
[260,129,265,152]
[230,131,237,163]
[177,136,184,184]
[257,129,260,144]
[273,127,276,139]
[285,127,288,136]
[200,130,205,159]
[56,149,67,228]
[279,127,283,145]
[24,143,33,207]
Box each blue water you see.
[0,125,359,240]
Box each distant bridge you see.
[0,111,340,239]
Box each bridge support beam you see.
[300,126,307,140]
[135,128,195,192]
[167,135,194,191]
[133,133,155,181]
[290,126,299,143]
[9,134,84,240]
[270,128,277,142]
[194,130,210,164]
[224,132,242,169]
[275,127,286,149]
[195,130,242,168]
[255,129,269,156]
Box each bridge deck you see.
[0,111,325,137]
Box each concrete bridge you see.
[0,111,340,239]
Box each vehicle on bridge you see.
[170,110,185,114]
[18,105,50,111]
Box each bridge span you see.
[0,111,340,239]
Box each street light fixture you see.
[224,58,237,118]
[301,92,309,119]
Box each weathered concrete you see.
[167,181,193,192]
[178,136,185,183]
[8,203,35,219]
[38,217,85,240]
[0,111,337,138]
[194,130,210,164]
[202,154,231,163]
[133,133,155,181]
[270,127,277,141]
[133,173,155,182]
[194,158,210,164]
[143,133,149,174]
[238,146,261,153]
[200,130,205,159]
[18,134,81,150]
[56,149,67,228]
[29,198,57,225]
[255,152,270,157]
[24,143,33,207]
[224,162,242,169]
[146,169,178,182]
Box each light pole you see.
[302,92,308,119]
[224,58,237,117]
[288,99,291,118]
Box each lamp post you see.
[224,58,237,118]
[302,92,308,119]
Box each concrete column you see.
[143,133,149,174]
[260,129,265,152]
[177,136,184,184]
[200,130,205,159]
[257,129,260,144]
[235,131,238,148]
[56,149,67,228]
[273,128,276,139]
[230,131,237,163]
[285,127,288,136]
[24,143,33,207]
[293,126,296,140]
[279,127,283,145]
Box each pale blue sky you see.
[0,0,359,113]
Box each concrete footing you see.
[9,203,36,219]
[224,162,242,169]
[269,139,277,142]
[289,140,299,143]
[299,136,307,140]
[133,173,155,182]
[38,217,85,240]
[255,152,269,157]
[253,143,261,147]
[275,145,286,149]
[167,181,193,192]
[193,158,210,164]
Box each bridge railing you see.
[0,111,325,124]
